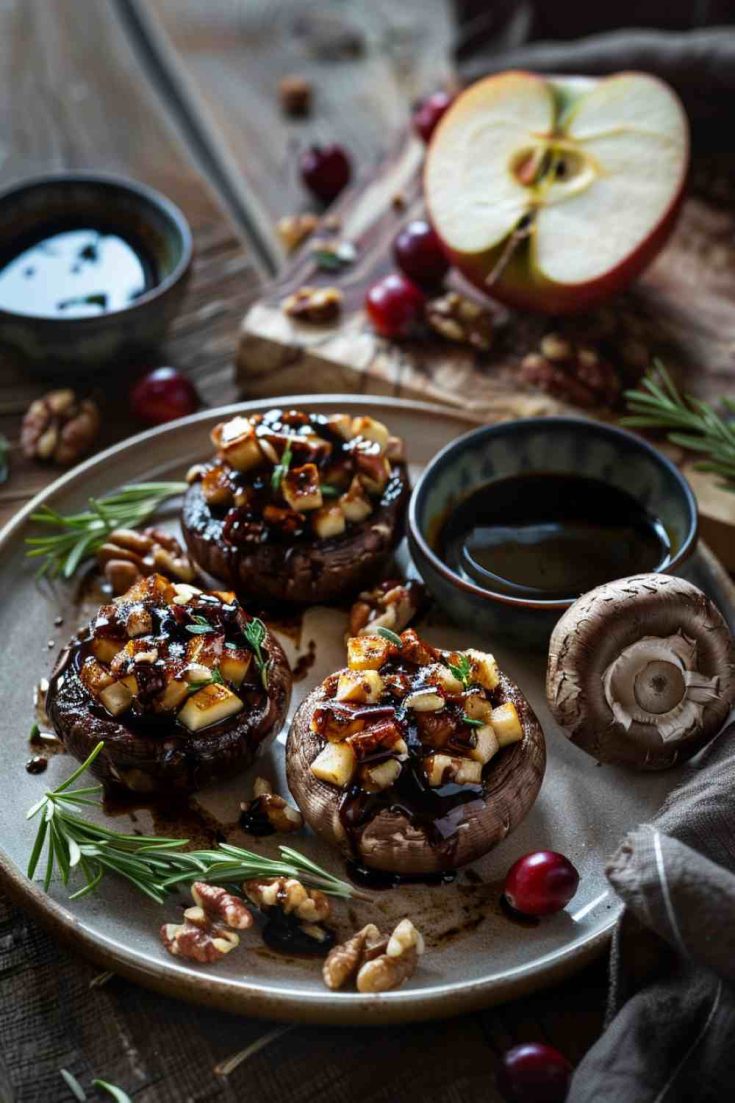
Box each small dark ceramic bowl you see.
[408,417,698,644]
[0,173,192,374]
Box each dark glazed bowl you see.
[408,417,698,644]
[0,173,192,374]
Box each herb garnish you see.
[376,626,403,647]
[185,614,215,635]
[462,714,484,728]
[320,484,340,498]
[623,361,735,491]
[271,441,293,492]
[185,667,224,694]
[27,743,358,904]
[243,617,269,688]
[25,481,187,579]
[448,653,472,688]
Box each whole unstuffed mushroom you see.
[546,574,735,769]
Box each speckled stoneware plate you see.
[1,396,734,1025]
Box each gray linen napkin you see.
[568,724,735,1102]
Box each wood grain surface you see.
[0,2,615,1100]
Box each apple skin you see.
[425,71,689,316]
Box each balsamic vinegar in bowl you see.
[438,472,672,602]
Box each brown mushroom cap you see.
[547,574,735,770]
[286,672,545,876]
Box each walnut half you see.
[21,389,100,466]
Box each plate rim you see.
[1,394,730,1024]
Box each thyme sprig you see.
[623,362,735,491]
[25,481,187,579]
[243,617,270,688]
[270,441,293,492]
[448,653,472,688]
[27,743,358,904]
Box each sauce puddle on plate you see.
[438,472,672,601]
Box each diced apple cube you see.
[119,573,175,605]
[347,635,393,671]
[213,417,263,472]
[99,680,133,717]
[119,673,138,696]
[311,504,346,540]
[464,694,493,723]
[463,649,500,691]
[424,753,482,787]
[186,634,224,667]
[80,658,115,697]
[355,452,391,496]
[335,669,383,704]
[125,605,153,638]
[310,741,357,788]
[220,647,252,687]
[469,724,500,764]
[155,678,189,713]
[178,684,243,732]
[360,758,402,792]
[346,719,403,759]
[92,636,124,664]
[405,689,445,712]
[310,704,366,742]
[282,463,323,513]
[326,413,354,441]
[426,663,464,695]
[339,477,373,523]
[491,702,523,746]
[351,416,390,450]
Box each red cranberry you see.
[393,219,449,288]
[503,851,580,917]
[365,273,425,339]
[497,1043,572,1103]
[300,144,352,203]
[413,90,456,143]
[130,367,199,426]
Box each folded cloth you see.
[567,724,735,1102]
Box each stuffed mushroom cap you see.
[287,629,545,875]
[47,574,291,793]
[547,573,735,769]
[182,408,410,606]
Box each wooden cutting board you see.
[237,135,735,568]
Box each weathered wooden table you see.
[0,3,606,1099]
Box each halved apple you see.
[425,71,689,314]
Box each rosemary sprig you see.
[243,617,270,689]
[25,481,187,578]
[622,361,735,491]
[27,744,358,904]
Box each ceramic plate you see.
[1,396,733,1025]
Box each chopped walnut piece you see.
[520,332,621,409]
[278,74,312,117]
[323,918,424,992]
[426,292,493,352]
[21,389,100,466]
[239,777,304,835]
[348,578,426,637]
[190,882,254,930]
[96,526,196,595]
[276,212,319,254]
[283,285,342,324]
[160,919,239,964]
[322,923,386,990]
[244,876,330,924]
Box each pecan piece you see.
[21,389,100,466]
[190,882,253,930]
[239,777,304,836]
[160,919,239,964]
[283,285,342,324]
[96,526,196,595]
[348,578,426,637]
[322,923,386,990]
[426,291,493,351]
[276,212,319,254]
